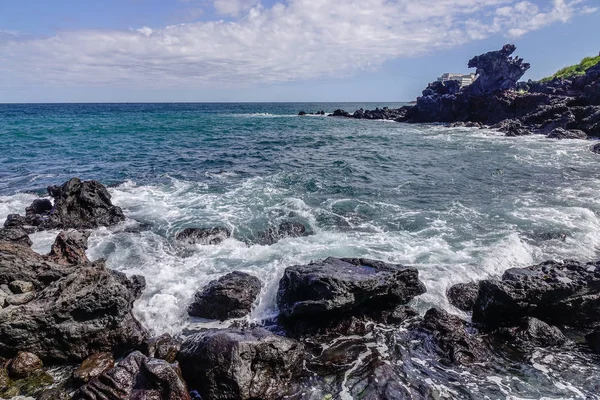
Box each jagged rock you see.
[73,352,115,383]
[178,328,304,400]
[331,109,351,117]
[547,127,587,139]
[421,308,488,365]
[497,317,566,347]
[0,233,147,362]
[6,292,35,306]
[277,257,426,320]
[585,330,600,353]
[8,281,34,294]
[446,282,478,312]
[49,230,90,265]
[143,334,180,364]
[0,227,32,247]
[256,221,311,245]
[473,259,600,329]
[75,351,190,400]
[175,227,230,245]
[491,119,531,136]
[4,178,125,231]
[188,271,262,321]
[8,352,43,379]
[466,44,530,95]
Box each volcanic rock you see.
[257,221,311,245]
[8,352,43,379]
[466,44,530,95]
[188,271,262,321]
[178,328,304,400]
[0,227,32,247]
[176,226,230,245]
[73,352,115,383]
[446,282,478,312]
[547,127,587,139]
[496,317,566,348]
[143,334,180,364]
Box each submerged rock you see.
[188,271,262,321]
[176,226,230,245]
[473,259,600,329]
[4,178,125,231]
[75,351,190,400]
[277,257,426,320]
[0,232,147,362]
[446,282,478,312]
[592,142,600,154]
[178,328,304,400]
[256,221,311,245]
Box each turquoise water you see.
[1,103,600,398]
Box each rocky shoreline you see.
[1,178,599,399]
[319,44,600,147]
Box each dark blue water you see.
[1,103,599,398]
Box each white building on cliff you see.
[437,73,477,87]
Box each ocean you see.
[1,102,600,398]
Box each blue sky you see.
[0,0,598,102]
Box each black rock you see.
[331,109,351,117]
[298,111,307,116]
[0,232,147,362]
[25,199,52,217]
[74,351,190,400]
[473,259,600,329]
[446,282,478,312]
[467,44,530,95]
[256,221,310,245]
[421,308,488,365]
[585,330,600,353]
[188,271,262,321]
[277,257,426,320]
[547,127,587,139]
[178,328,304,400]
[0,227,32,247]
[491,119,531,136]
[143,333,181,364]
[175,227,230,245]
[592,142,600,154]
[497,317,566,348]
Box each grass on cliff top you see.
[540,55,600,82]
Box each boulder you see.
[473,259,600,329]
[6,292,35,306]
[466,44,530,95]
[74,351,190,400]
[497,317,566,348]
[4,178,125,231]
[0,227,32,247]
[8,352,43,379]
[592,142,600,154]
[73,352,115,383]
[48,230,90,265]
[0,232,147,362]
[277,257,426,319]
[331,109,351,117]
[491,119,531,136]
[446,282,478,312]
[188,271,262,321]
[175,227,230,245]
[8,281,34,294]
[256,221,311,245]
[178,328,304,400]
[585,330,600,353]
[143,334,180,364]
[421,308,488,365]
[547,128,587,139]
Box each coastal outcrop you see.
[0,231,147,362]
[178,328,304,400]
[4,178,125,232]
[188,271,262,321]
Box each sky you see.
[0,0,599,103]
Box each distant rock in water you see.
[256,221,311,245]
[188,271,262,321]
[547,128,587,139]
[3,178,125,232]
[592,142,600,154]
[176,226,230,245]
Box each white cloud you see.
[0,0,595,88]
[213,0,260,16]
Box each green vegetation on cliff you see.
[540,55,600,82]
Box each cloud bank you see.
[0,0,596,88]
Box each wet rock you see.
[446,282,478,312]
[8,281,34,294]
[592,142,600,154]
[6,292,35,306]
[277,257,426,320]
[75,351,190,400]
[331,109,351,117]
[48,230,90,265]
[298,111,307,116]
[491,119,531,136]
[73,352,115,383]
[188,271,262,321]
[5,178,125,231]
[547,128,587,139]
[0,227,32,247]
[143,334,181,363]
[3,214,29,230]
[178,327,304,400]
[0,233,147,362]
[257,221,311,245]
[176,226,230,245]
[421,308,488,365]
[473,259,600,329]
[497,317,566,347]
[466,44,530,95]
[8,352,43,379]
[585,330,600,353]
